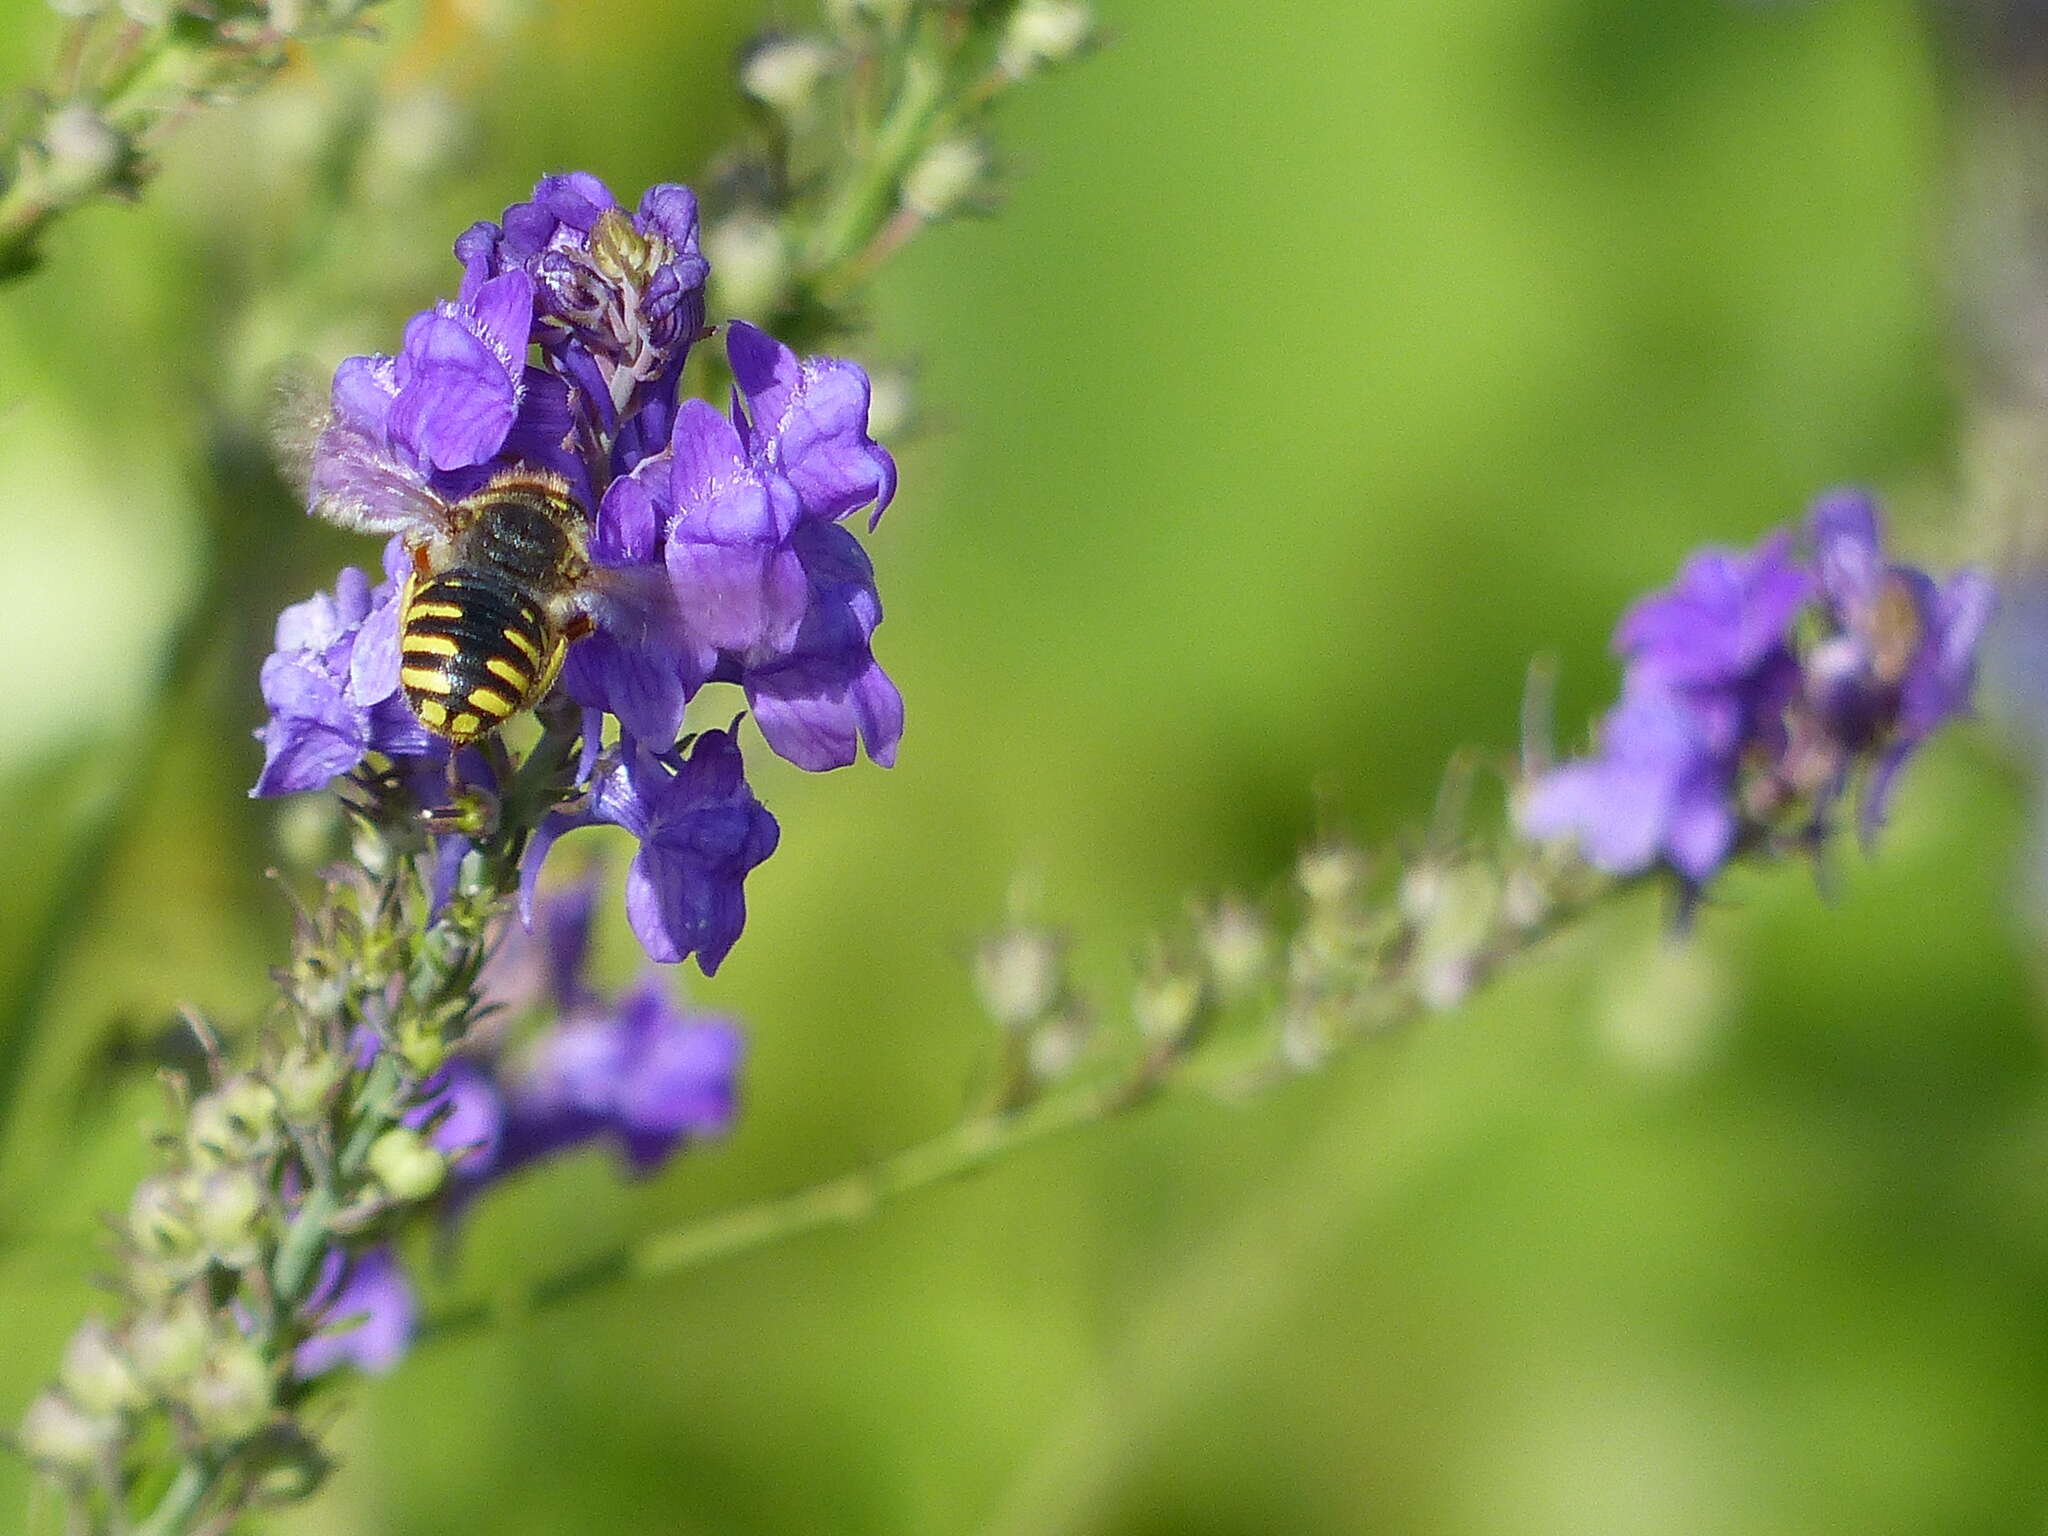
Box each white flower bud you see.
[706,213,793,324]
[1026,1006,1091,1083]
[740,34,839,121]
[367,1127,445,1202]
[58,1320,142,1418]
[17,1391,114,1477]
[864,366,914,442]
[1196,897,1269,999]
[40,105,124,202]
[902,137,990,222]
[974,926,1065,1030]
[186,1342,273,1445]
[998,0,1095,79]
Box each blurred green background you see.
[5,0,2047,1531]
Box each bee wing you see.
[267,358,463,544]
[579,561,689,653]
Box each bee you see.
[276,370,649,748]
[387,468,595,745]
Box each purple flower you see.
[525,730,780,974]
[294,1247,416,1378]
[497,982,743,1176]
[1615,533,1811,688]
[1806,491,1996,835]
[456,174,708,460]
[625,322,901,769]
[1520,492,1993,891]
[1519,679,1740,881]
[253,549,436,797]
[307,272,570,536]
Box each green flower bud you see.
[16,1391,115,1478]
[58,1320,142,1418]
[128,1177,198,1267]
[241,1424,333,1505]
[367,1127,445,1203]
[1133,950,1206,1047]
[903,137,991,222]
[128,1298,209,1393]
[188,1078,281,1168]
[186,1341,274,1445]
[193,1167,269,1267]
[272,1045,344,1124]
[1296,841,1366,909]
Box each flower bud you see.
[1026,1004,1092,1083]
[188,1078,281,1168]
[864,366,914,442]
[48,0,109,17]
[902,137,991,222]
[974,925,1066,1030]
[1132,950,1206,1047]
[117,0,172,23]
[740,33,839,121]
[241,1423,333,1504]
[1297,841,1366,909]
[1195,897,1269,999]
[128,1298,209,1392]
[186,1341,273,1445]
[272,1045,343,1124]
[1409,863,1499,1013]
[193,1167,269,1267]
[39,105,126,204]
[58,1321,142,1418]
[367,1127,445,1203]
[1501,866,1549,931]
[998,0,1095,79]
[16,1391,114,1478]
[128,1177,199,1267]
[706,212,792,324]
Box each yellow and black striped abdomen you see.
[399,569,563,744]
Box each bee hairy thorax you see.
[398,475,588,745]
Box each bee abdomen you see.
[399,568,560,744]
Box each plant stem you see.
[132,1461,210,1536]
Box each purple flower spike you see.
[294,1247,417,1379]
[253,560,436,797]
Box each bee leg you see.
[563,613,595,641]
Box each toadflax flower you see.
[294,1247,416,1378]
[1521,491,1992,894]
[254,170,902,971]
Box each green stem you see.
[807,38,950,276]
[132,1460,210,1536]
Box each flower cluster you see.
[255,172,902,972]
[1520,492,1995,894]
[296,877,743,1377]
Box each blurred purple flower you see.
[294,1247,416,1378]
[1520,491,1992,889]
